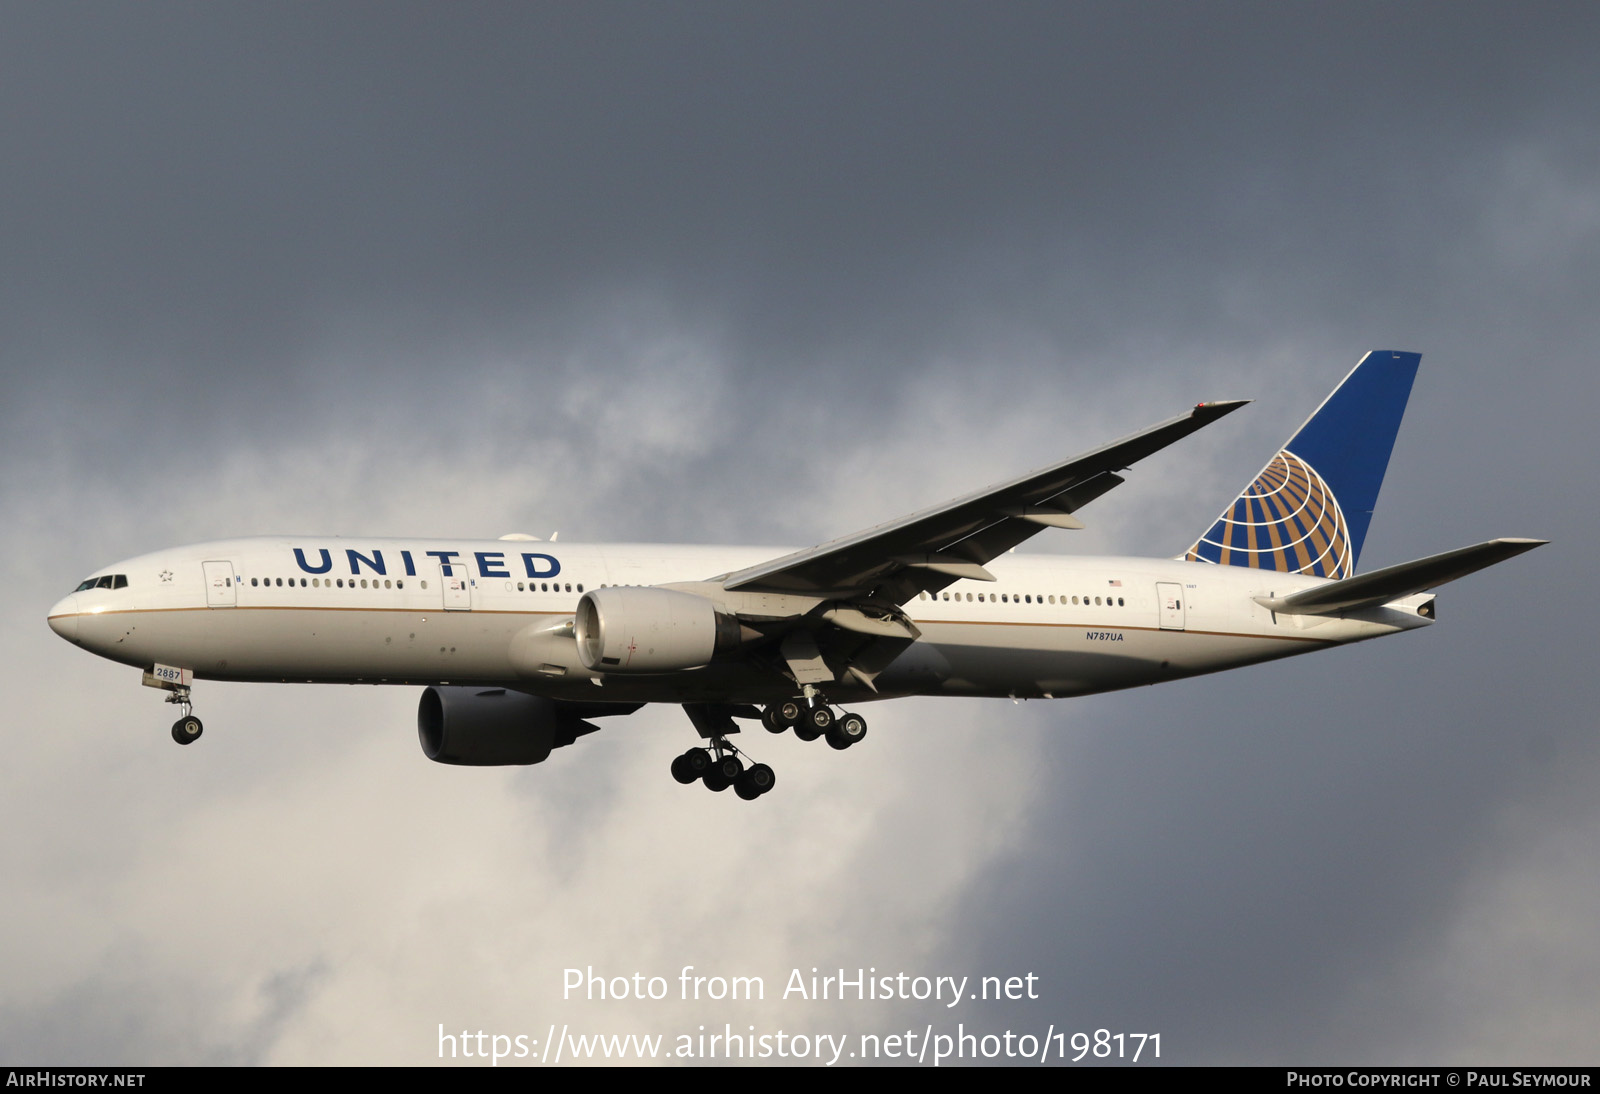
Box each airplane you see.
[48,351,1544,801]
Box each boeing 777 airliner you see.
[48,352,1543,800]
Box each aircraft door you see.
[439,562,472,611]
[1157,582,1185,630]
[202,561,237,607]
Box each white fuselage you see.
[47,536,1433,706]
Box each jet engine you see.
[574,586,742,674]
[417,686,601,765]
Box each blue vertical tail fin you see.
[1183,350,1421,578]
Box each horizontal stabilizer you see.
[1254,538,1547,616]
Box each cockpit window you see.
[72,575,128,592]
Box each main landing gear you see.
[670,694,866,801]
[671,739,776,801]
[761,698,868,751]
[167,685,203,746]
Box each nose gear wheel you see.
[165,685,204,746]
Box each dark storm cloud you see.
[9,4,1599,424]
[3,2,1597,1065]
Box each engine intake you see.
[575,586,738,674]
[418,686,600,765]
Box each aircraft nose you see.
[48,594,80,643]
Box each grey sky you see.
[2,3,1595,1065]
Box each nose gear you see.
[165,683,204,745]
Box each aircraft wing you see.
[721,400,1248,604]
[1254,538,1547,617]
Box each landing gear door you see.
[441,563,472,611]
[202,561,236,608]
[1157,582,1185,630]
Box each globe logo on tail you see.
[1185,450,1352,579]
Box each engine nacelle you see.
[575,586,735,674]
[418,686,592,766]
